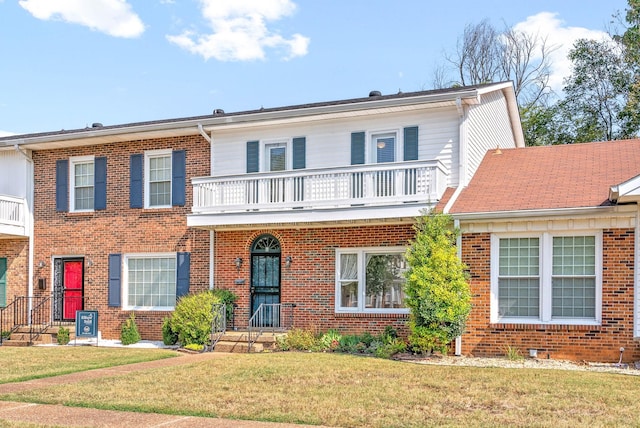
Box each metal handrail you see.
[247,303,295,352]
[29,296,51,344]
[205,303,227,352]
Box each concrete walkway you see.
[0,352,325,427]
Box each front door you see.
[250,234,281,322]
[53,258,84,321]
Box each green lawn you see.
[0,350,638,427]
[0,347,177,383]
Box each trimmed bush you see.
[211,288,238,323]
[57,327,70,345]
[120,313,141,345]
[162,317,178,346]
[404,210,471,355]
[169,291,221,346]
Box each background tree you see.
[403,211,471,355]
[557,38,632,142]
[440,19,554,108]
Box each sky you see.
[0,0,629,137]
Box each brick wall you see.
[32,135,210,340]
[215,224,413,336]
[461,229,637,362]
[0,238,29,328]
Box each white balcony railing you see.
[0,195,26,229]
[192,160,448,214]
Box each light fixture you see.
[376,141,386,149]
[234,257,243,271]
[285,256,292,268]
[37,261,46,268]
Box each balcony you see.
[0,195,27,237]
[188,160,448,228]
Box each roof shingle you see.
[450,139,640,214]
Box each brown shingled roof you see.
[450,139,640,214]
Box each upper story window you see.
[145,150,172,208]
[246,137,306,173]
[371,132,396,163]
[70,156,94,212]
[56,157,106,213]
[491,232,601,325]
[129,150,186,210]
[336,247,409,314]
[265,142,287,172]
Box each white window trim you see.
[69,155,95,213]
[261,139,291,172]
[122,252,177,311]
[335,246,409,314]
[490,231,602,325]
[144,149,172,209]
[368,128,400,164]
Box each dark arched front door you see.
[250,234,281,318]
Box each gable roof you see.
[449,139,640,215]
[0,81,522,150]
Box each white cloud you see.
[513,12,611,94]
[19,0,144,38]
[167,0,309,61]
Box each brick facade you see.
[214,224,414,336]
[461,229,638,362]
[0,238,29,327]
[32,136,211,340]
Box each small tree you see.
[404,210,471,355]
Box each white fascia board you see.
[186,204,428,229]
[452,205,633,222]
[611,174,640,203]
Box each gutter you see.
[14,144,35,312]
[197,123,212,143]
[452,205,623,222]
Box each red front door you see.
[63,260,83,320]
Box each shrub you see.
[185,343,204,352]
[120,313,141,345]
[374,337,407,359]
[1,331,11,340]
[337,335,366,353]
[169,291,220,346]
[319,329,342,351]
[162,317,178,346]
[57,327,70,345]
[505,345,524,361]
[404,210,471,355]
[276,328,319,351]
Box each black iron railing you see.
[204,303,227,352]
[247,303,295,352]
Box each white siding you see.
[0,151,29,198]
[464,90,517,184]
[210,106,460,185]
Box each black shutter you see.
[108,254,121,307]
[292,137,306,169]
[55,160,68,212]
[129,154,143,208]
[403,126,419,161]
[172,150,186,207]
[94,157,107,210]
[351,132,365,165]
[246,141,259,173]
[176,252,190,298]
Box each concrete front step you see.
[212,330,285,353]
[2,325,76,347]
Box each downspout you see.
[14,144,35,315]
[443,98,466,214]
[454,218,463,356]
[210,230,215,290]
[633,204,640,338]
[197,124,215,291]
[198,123,212,144]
